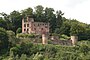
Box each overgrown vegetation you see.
[1,42,90,60]
[0,5,90,60]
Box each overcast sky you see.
[0,0,90,24]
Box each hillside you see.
[0,5,90,60]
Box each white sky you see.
[0,0,90,24]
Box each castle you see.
[22,17,78,46]
[22,17,49,34]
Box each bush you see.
[16,28,22,34]
[60,34,70,40]
[16,33,35,38]
[0,28,9,49]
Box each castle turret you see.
[71,36,78,46]
[42,33,48,44]
[22,18,24,33]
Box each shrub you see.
[16,28,22,34]
[0,28,9,49]
[16,33,35,38]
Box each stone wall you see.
[22,17,49,34]
[50,36,76,46]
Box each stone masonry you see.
[22,17,49,34]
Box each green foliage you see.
[9,10,22,32]
[0,28,9,49]
[33,52,43,60]
[44,7,57,33]
[34,5,44,22]
[17,33,35,38]
[70,23,85,36]
[56,10,64,29]
[0,5,90,60]
[54,28,60,34]
[0,5,64,33]
[10,42,90,60]
[0,17,6,28]
[60,18,90,40]
[20,54,27,60]
[0,11,22,32]
[7,30,19,47]
[21,7,33,17]
[16,28,22,34]
[60,20,71,36]
[60,34,70,40]
[1,41,90,60]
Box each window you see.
[45,26,48,28]
[27,29,29,31]
[43,24,44,25]
[34,28,36,30]
[27,24,29,27]
[45,24,47,25]
[24,24,26,27]
[38,24,39,26]
[41,28,43,30]
[24,29,26,31]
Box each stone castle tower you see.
[22,17,49,34]
[42,33,48,44]
[71,36,78,46]
[22,16,49,44]
[22,16,78,45]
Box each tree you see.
[0,28,9,50]
[16,28,22,34]
[0,12,13,30]
[9,51,15,60]
[70,23,85,40]
[44,7,56,33]
[9,10,22,32]
[7,30,18,46]
[34,5,44,22]
[0,11,22,32]
[54,28,60,34]
[0,17,6,29]
[33,52,44,60]
[56,10,64,28]
[20,54,27,60]
[21,7,33,17]
[60,20,71,36]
